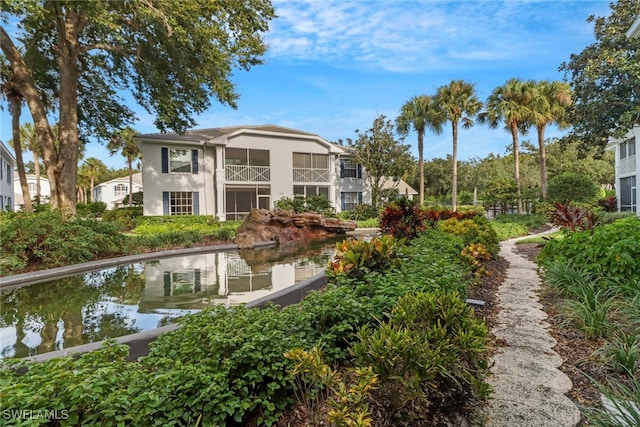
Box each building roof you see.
[0,140,16,165]
[382,178,418,195]
[135,125,320,143]
[95,172,142,187]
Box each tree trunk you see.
[418,129,424,206]
[1,27,60,211]
[55,12,82,214]
[128,157,134,206]
[34,152,41,202]
[451,122,458,212]
[537,126,547,200]
[510,123,523,214]
[9,94,33,212]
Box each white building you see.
[610,127,638,215]
[13,173,51,210]
[93,173,143,209]
[134,125,376,219]
[0,141,16,211]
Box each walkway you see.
[482,233,581,427]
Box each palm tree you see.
[81,157,107,202]
[479,78,536,214]
[20,123,42,203]
[1,70,32,212]
[396,95,443,205]
[529,80,572,199]
[107,127,141,206]
[435,80,483,211]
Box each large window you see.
[293,185,330,199]
[225,186,270,220]
[225,148,269,166]
[162,191,199,215]
[340,158,362,179]
[161,148,199,174]
[621,137,636,159]
[620,175,637,212]
[293,153,328,169]
[340,191,362,210]
[114,184,127,196]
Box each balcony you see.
[620,156,637,175]
[225,165,270,182]
[293,168,330,183]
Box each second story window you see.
[161,147,199,174]
[340,158,362,179]
[115,183,127,196]
[621,137,636,160]
[225,148,269,166]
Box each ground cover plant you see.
[533,215,640,423]
[0,226,491,426]
[490,213,547,240]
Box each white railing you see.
[293,168,330,182]
[225,165,270,182]
[620,156,637,175]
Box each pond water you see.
[0,238,342,359]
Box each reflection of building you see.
[138,248,332,310]
[0,141,16,211]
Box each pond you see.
[0,238,342,359]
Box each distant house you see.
[0,141,16,211]
[382,177,418,200]
[93,173,143,209]
[134,125,371,219]
[13,173,51,210]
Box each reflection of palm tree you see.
[479,79,535,214]
[37,318,60,354]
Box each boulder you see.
[234,208,357,249]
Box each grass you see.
[490,214,548,240]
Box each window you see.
[341,191,362,210]
[0,158,3,180]
[293,185,330,199]
[28,183,37,196]
[293,153,328,169]
[161,147,199,174]
[340,158,362,178]
[114,184,127,196]
[6,163,10,183]
[621,137,636,159]
[620,175,637,212]
[225,148,269,166]
[162,191,200,215]
[225,186,270,220]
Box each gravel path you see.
[482,233,581,427]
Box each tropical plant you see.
[529,80,572,199]
[80,157,108,202]
[434,80,483,211]
[547,172,600,204]
[479,78,536,214]
[327,235,405,280]
[379,197,428,239]
[396,95,444,206]
[107,127,141,206]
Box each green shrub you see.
[0,211,128,273]
[76,201,107,217]
[538,217,640,284]
[547,172,600,203]
[356,218,379,228]
[274,194,336,217]
[327,235,405,280]
[437,215,500,258]
[350,290,490,421]
[101,206,143,230]
[339,203,379,221]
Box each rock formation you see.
[234,208,357,249]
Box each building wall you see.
[13,174,51,210]
[0,142,16,211]
[93,176,143,209]
[612,126,639,217]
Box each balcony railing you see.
[293,168,330,182]
[620,156,637,175]
[225,165,270,182]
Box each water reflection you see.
[0,238,338,359]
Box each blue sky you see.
[0,0,612,170]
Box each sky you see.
[0,0,614,171]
